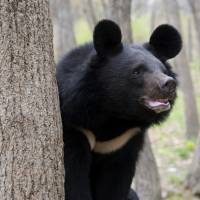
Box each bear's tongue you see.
[145,99,171,113]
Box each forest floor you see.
[150,126,195,200]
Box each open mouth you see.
[143,98,171,113]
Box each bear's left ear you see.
[93,19,123,57]
[148,24,182,60]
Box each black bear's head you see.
[92,19,182,126]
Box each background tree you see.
[164,0,199,139]
[187,0,200,56]
[187,17,193,62]
[50,0,76,61]
[81,0,101,29]
[135,135,162,200]
[0,1,64,199]
[108,0,133,43]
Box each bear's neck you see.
[62,98,151,141]
[61,86,151,140]
[81,113,149,141]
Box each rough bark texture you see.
[135,134,162,200]
[0,1,64,199]
[50,0,76,62]
[108,0,133,43]
[165,0,199,139]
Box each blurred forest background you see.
[49,0,200,199]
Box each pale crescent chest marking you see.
[82,128,141,154]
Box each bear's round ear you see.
[149,24,182,60]
[93,19,122,57]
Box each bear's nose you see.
[160,76,177,92]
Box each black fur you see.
[128,189,140,200]
[149,24,182,60]
[93,19,123,57]
[56,19,182,200]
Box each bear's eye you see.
[132,66,144,76]
[132,69,140,75]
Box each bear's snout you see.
[144,71,177,101]
[159,76,177,94]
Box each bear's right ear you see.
[93,19,123,57]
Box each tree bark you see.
[187,17,193,62]
[108,0,133,43]
[165,0,199,139]
[150,4,157,33]
[101,0,110,19]
[135,134,162,200]
[0,1,64,199]
[50,0,76,62]
[187,0,200,56]
[81,0,99,30]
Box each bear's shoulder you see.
[56,43,95,97]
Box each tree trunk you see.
[165,0,199,139]
[135,134,162,200]
[101,0,110,19]
[150,3,157,33]
[0,1,64,200]
[81,0,99,30]
[187,17,193,62]
[50,0,76,62]
[188,0,200,57]
[186,134,200,197]
[108,0,133,43]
